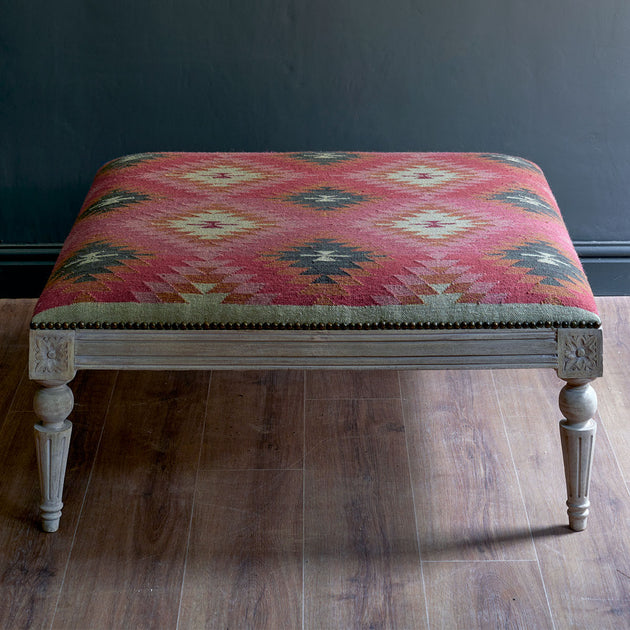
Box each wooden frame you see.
[29,325,603,533]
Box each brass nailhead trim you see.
[31,320,600,331]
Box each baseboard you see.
[573,241,630,258]
[0,245,62,298]
[1,241,629,298]
[573,241,630,296]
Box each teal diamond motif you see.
[273,238,381,284]
[289,152,359,165]
[80,189,150,220]
[52,241,149,283]
[492,188,558,218]
[100,153,164,173]
[480,154,542,173]
[495,240,583,286]
[286,187,370,211]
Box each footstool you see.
[29,152,602,533]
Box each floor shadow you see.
[418,524,574,562]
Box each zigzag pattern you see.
[34,152,598,319]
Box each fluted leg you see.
[559,378,597,531]
[33,381,74,532]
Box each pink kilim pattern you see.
[33,152,599,327]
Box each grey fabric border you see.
[31,300,601,328]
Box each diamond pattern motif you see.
[271,238,381,284]
[285,187,370,211]
[178,165,267,188]
[51,241,150,284]
[382,208,484,240]
[164,208,269,241]
[494,240,586,286]
[492,188,559,218]
[381,164,460,188]
[290,152,359,165]
[33,152,599,326]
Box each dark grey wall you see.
[2,1,629,293]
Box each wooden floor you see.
[1,298,629,629]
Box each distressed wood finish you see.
[32,384,73,533]
[29,331,76,383]
[72,328,558,370]
[29,331,77,532]
[559,378,598,531]
[557,328,603,379]
[556,328,602,531]
[28,321,602,533]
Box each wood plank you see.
[306,369,401,399]
[595,371,630,484]
[0,370,117,629]
[74,370,208,494]
[52,371,208,629]
[423,561,553,628]
[178,470,303,630]
[0,299,34,424]
[400,369,536,561]
[7,369,37,413]
[0,299,34,347]
[494,367,630,627]
[596,296,630,363]
[201,370,304,470]
[0,364,26,426]
[594,296,630,481]
[304,398,427,629]
[52,495,194,630]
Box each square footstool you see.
[29,151,602,533]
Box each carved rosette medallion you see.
[29,331,76,381]
[557,328,603,379]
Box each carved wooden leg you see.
[559,378,597,531]
[33,380,74,532]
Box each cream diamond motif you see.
[383,165,459,188]
[179,166,266,187]
[386,208,479,239]
[168,208,261,240]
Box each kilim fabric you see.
[32,152,600,329]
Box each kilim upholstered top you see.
[32,152,600,331]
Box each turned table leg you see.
[33,380,74,532]
[29,329,76,533]
[559,378,597,531]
